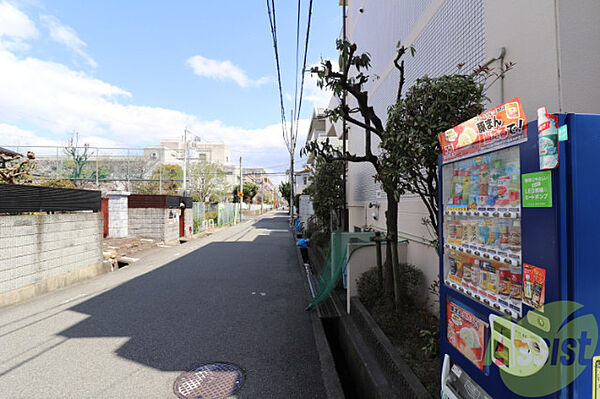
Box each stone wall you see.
[0,213,105,306]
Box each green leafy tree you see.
[136,164,183,195]
[305,157,344,232]
[188,161,228,202]
[233,181,258,204]
[384,74,485,238]
[304,39,486,305]
[37,178,76,188]
[278,181,291,205]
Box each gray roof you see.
[0,147,21,157]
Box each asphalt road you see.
[0,212,327,398]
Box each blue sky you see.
[0,0,342,172]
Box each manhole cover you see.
[173,362,246,399]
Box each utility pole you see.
[239,156,243,221]
[183,128,188,194]
[290,110,295,222]
[341,0,348,231]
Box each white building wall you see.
[341,0,600,297]
[343,0,487,291]
[485,0,600,119]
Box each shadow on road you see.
[56,214,323,395]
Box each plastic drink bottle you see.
[538,107,559,169]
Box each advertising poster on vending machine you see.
[446,298,488,371]
[438,97,527,164]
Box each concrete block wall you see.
[129,208,166,241]
[107,191,129,238]
[129,208,180,243]
[164,209,179,243]
[0,213,103,297]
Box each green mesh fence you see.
[192,202,205,233]
[217,203,240,226]
[307,231,375,310]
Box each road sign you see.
[237,192,244,198]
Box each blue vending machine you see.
[438,111,600,398]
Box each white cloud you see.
[0,1,39,50]
[303,62,335,109]
[0,39,299,169]
[0,6,305,173]
[0,123,59,148]
[40,14,96,67]
[186,55,268,88]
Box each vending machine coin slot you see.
[526,311,551,333]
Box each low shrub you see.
[357,265,440,396]
[309,230,330,251]
[357,267,382,308]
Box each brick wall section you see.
[128,208,180,243]
[0,213,103,295]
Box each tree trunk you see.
[383,191,400,306]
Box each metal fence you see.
[2,145,196,195]
[192,202,241,233]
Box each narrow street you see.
[0,212,326,398]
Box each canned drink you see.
[480,261,488,291]
[471,260,480,287]
[485,262,498,294]
[510,266,522,300]
[462,260,472,284]
[498,266,511,297]
[448,256,458,276]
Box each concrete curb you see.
[306,239,432,398]
[291,230,345,399]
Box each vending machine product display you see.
[442,145,523,319]
[438,110,600,398]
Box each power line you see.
[292,0,302,149]
[266,0,289,149]
[295,0,313,138]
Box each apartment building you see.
[144,138,231,166]
[326,0,600,289]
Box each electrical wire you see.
[266,0,290,152]
[295,0,313,139]
[292,0,302,148]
